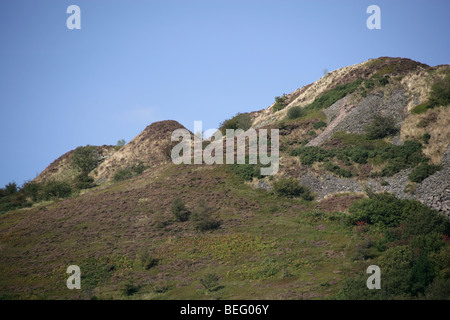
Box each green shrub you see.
[115,139,126,151]
[272,178,313,200]
[411,103,430,114]
[191,200,221,232]
[305,78,362,111]
[365,115,399,140]
[113,168,133,182]
[199,273,220,292]
[171,198,190,222]
[408,163,441,183]
[428,73,450,108]
[131,161,147,175]
[228,163,261,181]
[273,94,288,112]
[74,173,96,190]
[136,249,158,270]
[312,121,327,130]
[21,181,41,202]
[323,162,353,178]
[71,145,101,173]
[286,106,305,120]
[121,282,140,296]
[290,146,331,166]
[4,182,18,195]
[422,133,431,144]
[219,113,253,134]
[347,193,407,227]
[41,181,72,200]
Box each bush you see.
[323,162,353,178]
[136,249,158,270]
[41,181,72,200]
[131,161,147,175]
[347,193,406,227]
[365,115,399,140]
[191,200,221,232]
[408,163,441,183]
[74,173,96,190]
[71,145,101,173]
[171,198,190,222]
[115,139,126,151]
[4,182,18,195]
[113,168,133,182]
[199,273,220,292]
[228,163,261,181]
[422,133,431,144]
[273,94,288,112]
[305,78,362,111]
[219,113,253,134]
[286,106,305,120]
[312,121,327,130]
[21,181,41,202]
[272,178,313,200]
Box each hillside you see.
[0,57,449,300]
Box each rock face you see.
[414,147,450,217]
[93,120,190,182]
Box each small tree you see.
[171,198,190,222]
[72,145,101,173]
[365,115,399,140]
[116,139,126,151]
[191,200,221,232]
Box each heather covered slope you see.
[1,57,449,300]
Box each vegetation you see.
[199,273,220,292]
[408,163,441,183]
[312,121,327,130]
[305,78,362,111]
[291,134,431,180]
[113,162,148,182]
[171,198,190,222]
[115,139,126,151]
[286,106,305,120]
[339,192,450,299]
[219,113,253,134]
[272,94,288,112]
[71,145,101,173]
[365,115,399,140]
[412,72,450,114]
[191,200,221,232]
[272,178,313,200]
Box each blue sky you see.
[0,0,449,187]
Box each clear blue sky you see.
[0,0,449,187]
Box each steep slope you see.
[93,120,191,183]
[33,145,116,184]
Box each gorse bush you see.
[191,200,221,232]
[228,163,262,181]
[171,198,190,222]
[305,78,362,111]
[365,115,399,140]
[40,180,72,200]
[112,162,147,182]
[113,168,133,182]
[273,94,288,112]
[74,173,96,190]
[272,178,313,200]
[200,273,220,292]
[312,121,327,130]
[219,113,253,134]
[71,145,101,173]
[136,249,158,270]
[408,163,441,183]
[411,72,450,114]
[341,192,450,299]
[286,106,305,120]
